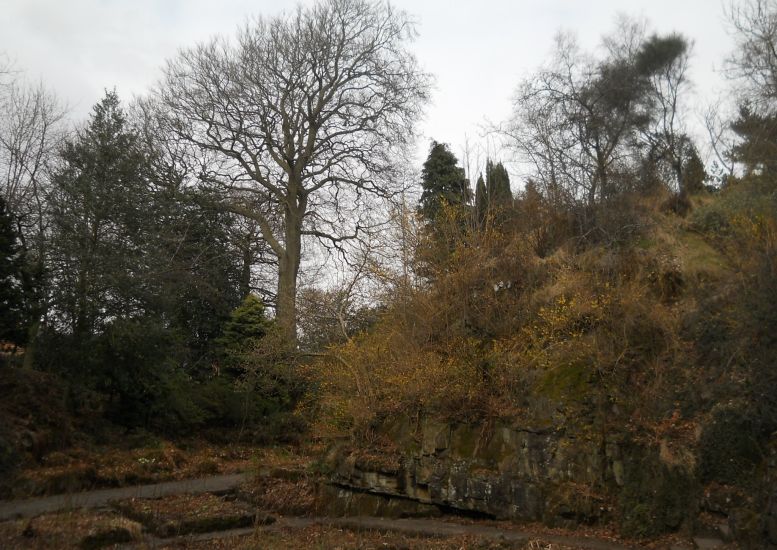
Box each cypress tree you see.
[475,173,487,226]
[475,160,513,227]
[486,160,512,207]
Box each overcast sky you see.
[1,0,735,177]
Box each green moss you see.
[477,431,511,465]
[381,415,420,454]
[537,362,592,402]
[677,231,731,281]
[618,444,699,538]
[699,404,766,486]
[635,237,656,250]
[450,425,479,458]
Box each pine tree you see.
[731,106,777,177]
[219,294,272,349]
[48,90,153,336]
[681,142,707,194]
[0,197,27,346]
[419,141,471,222]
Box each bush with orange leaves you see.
[307,197,696,443]
[308,217,543,441]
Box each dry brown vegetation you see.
[309,188,741,447]
[10,440,255,498]
[0,510,143,549]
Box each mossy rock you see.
[78,517,143,549]
[537,362,592,403]
[618,444,699,538]
[112,494,264,538]
[450,424,479,459]
[79,527,134,549]
[316,484,440,519]
[699,404,766,486]
[543,482,612,528]
[380,414,420,454]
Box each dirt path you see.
[321,517,635,549]
[1,475,645,549]
[0,472,250,521]
[131,516,638,550]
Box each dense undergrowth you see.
[0,295,307,498]
[310,186,743,436]
[306,178,777,539]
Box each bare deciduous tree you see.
[0,62,66,362]
[703,99,737,182]
[0,77,65,249]
[153,0,430,345]
[505,22,691,213]
[726,0,777,110]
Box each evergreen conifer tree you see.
[681,142,707,194]
[419,141,471,222]
[474,173,487,226]
[219,294,272,349]
[48,90,153,336]
[0,197,27,346]
[475,160,512,226]
[486,160,512,206]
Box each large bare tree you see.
[153,0,430,345]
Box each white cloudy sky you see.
[1,0,736,174]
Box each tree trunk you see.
[240,244,252,299]
[22,320,40,369]
[276,211,302,348]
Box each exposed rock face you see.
[328,416,617,527]
[326,417,777,546]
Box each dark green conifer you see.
[474,173,487,226]
[475,160,512,226]
[419,141,471,222]
[0,197,27,346]
[486,160,512,207]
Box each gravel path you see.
[0,472,250,520]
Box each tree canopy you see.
[508,25,692,211]
[419,141,470,222]
[154,0,431,345]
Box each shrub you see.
[699,404,767,486]
[618,443,698,538]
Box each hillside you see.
[308,180,777,545]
